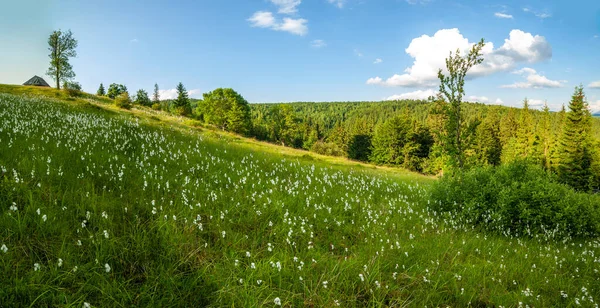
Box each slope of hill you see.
[0,86,599,306]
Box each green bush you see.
[430,161,600,238]
[63,81,82,97]
[151,103,161,110]
[310,141,345,157]
[115,92,132,110]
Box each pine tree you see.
[540,102,552,170]
[558,86,593,191]
[474,113,501,166]
[173,82,191,115]
[513,98,536,160]
[96,83,105,96]
[549,105,566,171]
[152,83,160,104]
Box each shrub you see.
[310,141,345,157]
[430,160,600,238]
[115,92,132,110]
[151,103,161,110]
[63,81,82,97]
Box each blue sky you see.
[1,0,599,110]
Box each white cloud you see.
[366,77,382,85]
[278,18,308,35]
[589,81,600,89]
[366,28,552,87]
[495,98,504,104]
[158,88,202,100]
[501,67,565,89]
[494,12,513,19]
[590,100,600,113]
[326,0,345,8]
[311,39,326,48]
[527,99,546,108]
[248,11,276,28]
[130,38,139,43]
[465,95,490,103]
[248,11,308,36]
[354,49,363,57]
[523,7,551,19]
[386,89,437,100]
[270,0,301,14]
[373,58,383,64]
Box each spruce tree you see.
[96,83,106,96]
[152,83,160,104]
[540,102,552,170]
[514,98,536,160]
[558,86,593,191]
[173,82,191,115]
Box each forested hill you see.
[249,99,600,176]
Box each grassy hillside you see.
[0,86,599,307]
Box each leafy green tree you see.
[227,99,251,135]
[202,88,251,134]
[173,82,191,115]
[134,89,151,106]
[115,92,132,109]
[437,39,485,169]
[152,83,160,103]
[107,83,127,99]
[97,83,106,96]
[47,29,78,89]
[558,86,594,191]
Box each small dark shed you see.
[23,75,50,87]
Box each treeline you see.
[249,90,600,191]
[94,80,600,192]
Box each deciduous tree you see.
[47,29,78,89]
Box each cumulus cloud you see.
[465,95,490,103]
[374,58,383,64]
[495,98,504,104]
[501,67,565,89]
[386,89,437,100]
[248,11,308,36]
[158,88,202,100]
[311,39,326,48]
[326,0,345,8]
[366,28,552,87]
[494,12,513,19]
[589,81,600,89]
[270,0,301,14]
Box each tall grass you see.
[0,92,599,307]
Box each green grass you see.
[0,86,599,307]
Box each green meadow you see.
[1,86,599,307]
